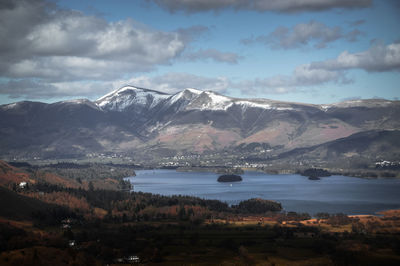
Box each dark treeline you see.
[23,182,286,225]
[217,174,242,182]
[39,165,136,186]
[233,198,282,213]
[7,161,36,169]
[300,168,331,178]
[41,162,139,169]
[375,164,400,171]
[42,162,90,169]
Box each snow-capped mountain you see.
[96,86,170,112]
[95,86,297,113]
[1,86,399,164]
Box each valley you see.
[1,86,399,175]
[1,86,400,265]
[1,0,399,264]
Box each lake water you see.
[126,169,400,215]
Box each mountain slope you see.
[275,130,400,167]
[0,86,399,164]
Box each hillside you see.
[0,186,66,220]
[274,130,400,168]
[1,86,399,167]
[0,160,82,189]
[0,160,32,188]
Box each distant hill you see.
[275,130,400,167]
[1,86,399,166]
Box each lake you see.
[126,169,400,215]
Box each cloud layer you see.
[0,0,396,103]
[237,42,400,95]
[242,21,362,49]
[0,0,242,99]
[112,73,230,95]
[148,0,372,13]
[0,72,230,99]
[0,0,187,82]
[3,39,399,100]
[184,49,242,64]
[310,42,400,72]
[234,64,350,95]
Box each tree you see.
[88,181,94,191]
[178,206,186,220]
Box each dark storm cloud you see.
[147,0,372,13]
[241,21,363,49]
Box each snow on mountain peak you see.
[234,100,294,111]
[60,99,91,104]
[1,102,19,110]
[185,91,233,111]
[96,86,170,111]
[184,88,202,94]
[95,86,299,113]
[168,88,202,104]
[203,91,233,110]
[55,98,99,109]
[319,99,396,111]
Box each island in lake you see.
[300,168,331,180]
[217,174,242,182]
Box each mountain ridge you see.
[2,86,398,113]
[93,86,399,112]
[1,86,399,167]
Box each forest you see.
[1,161,400,265]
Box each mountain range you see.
[1,86,399,167]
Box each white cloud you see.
[293,64,344,84]
[232,64,349,95]
[236,42,400,95]
[310,42,400,72]
[117,73,230,94]
[0,79,112,99]
[242,21,363,49]
[0,0,240,100]
[0,72,230,99]
[0,2,186,81]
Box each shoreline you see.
[127,169,400,216]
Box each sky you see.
[0,0,399,105]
